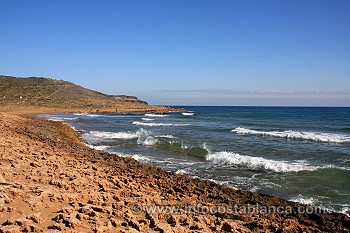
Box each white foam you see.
[74,113,122,118]
[141,118,155,121]
[88,131,139,139]
[175,169,189,175]
[116,152,150,162]
[290,194,315,205]
[145,113,169,117]
[84,128,159,146]
[206,151,320,173]
[156,135,177,139]
[341,206,350,217]
[132,121,191,127]
[137,129,158,145]
[232,127,350,143]
[73,112,103,117]
[88,145,109,151]
[47,116,77,122]
[182,112,195,116]
[202,142,212,154]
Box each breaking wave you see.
[176,169,190,175]
[74,113,99,117]
[47,116,77,122]
[88,145,109,151]
[137,129,158,145]
[144,113,169,117]
[87,131,139,139]
[132,121,191,127]
[115,152,150,162]
[156,141,209,157]
[182,112,195,116]
[290,194,315,205]
[232,127,350,143]
[141,117,155,121]
[156,135,177,139]
[205,151,342,173]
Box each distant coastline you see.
[0,75,185,115]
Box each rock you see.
[14,217,31,227]
[221,222,233,232]
[167,215,177,226]
[48,223,63,231]
[0,225,21,233]
[28,212,42,223]
[0,175,6,183]
[91,205,105,213]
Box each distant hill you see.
[0,75,159,113]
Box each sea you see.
[40,106,350,216]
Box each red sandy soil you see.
[0,112,349,232]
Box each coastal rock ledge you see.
[0,112,349,232]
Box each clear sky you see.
[1,0,349,106]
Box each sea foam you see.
[144,113,169,117]
[232,127,350,143]
[87,131,139,139]
[132,121,191,127]
[115,152,150,162]
[206,151,322,173]
[88,145,109,151]
[290,194,315,205]
[49,117,77,122]
[141,117,155,121]
[136,129,158,145]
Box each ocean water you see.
[41,107,350,215]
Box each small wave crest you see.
[175,169,190,175]
[144,113,169,117]
[206,152,322,173]
[137,129,158,145]
[87,131,139,139]
[157,141,209,157]
[141,118,155,121]
[47,116,77,122]
[232,127,350,143]
[290,194,315,205]
[156,135,177,139]
[116,152,150,162]
[88,145,109,151]
[74,113,101,117]
[132,121,191,127]
[182,112,195,116]
[73,113,123,118]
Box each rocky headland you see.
[0,76,182,115]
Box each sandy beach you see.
[0,112,349,232]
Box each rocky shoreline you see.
[0,112,349,232]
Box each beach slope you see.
[0,113,349,232]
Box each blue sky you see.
[1,0,349,106]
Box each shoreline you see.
[0,105,186,117]
[1,112,349,232]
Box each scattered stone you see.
[0,225,21,233]
[221,222,233,232]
